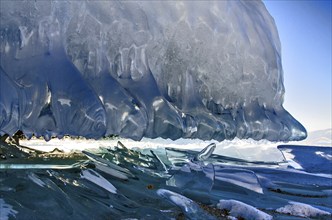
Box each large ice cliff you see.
[0,1,306,141]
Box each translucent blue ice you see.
[0,1,306,141]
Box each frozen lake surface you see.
[1,138,331,219]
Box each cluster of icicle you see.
[0,1,306,141]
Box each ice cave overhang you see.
[0,0,307,142]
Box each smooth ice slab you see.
[278,145,332,174]
[0,1,306,141]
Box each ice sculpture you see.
[0,1,306,141]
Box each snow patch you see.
[276,201,331,218]
[217,199,272,220]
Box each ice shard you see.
[0,1,306,141]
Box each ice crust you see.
[217,199,272,220]
[0,1,306,141]
[276,201,331,218]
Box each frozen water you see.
[0,1,306,141]
[193,143,216,162]
[166,162,215,193]
[217,199,272,220]
[157,189,216,220]
[1,140,331,219]
[278,145,332,175]
[276,201,331,218]
[214,168,264,194]
[0,198,18,220]
[80,169,117,194]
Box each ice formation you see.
[276,201,331,218]
[80,169,117,194]
[217,199,272,220]
[157,189,216,219]
[0,1,306,141]
[0,198,18,220]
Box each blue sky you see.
[264,0,331,131]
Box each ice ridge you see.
[0,1,306,141]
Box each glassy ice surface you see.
[0,1,306,141]
[0,141,331,219]
[278,145,332,175]
[0,2,329,219]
